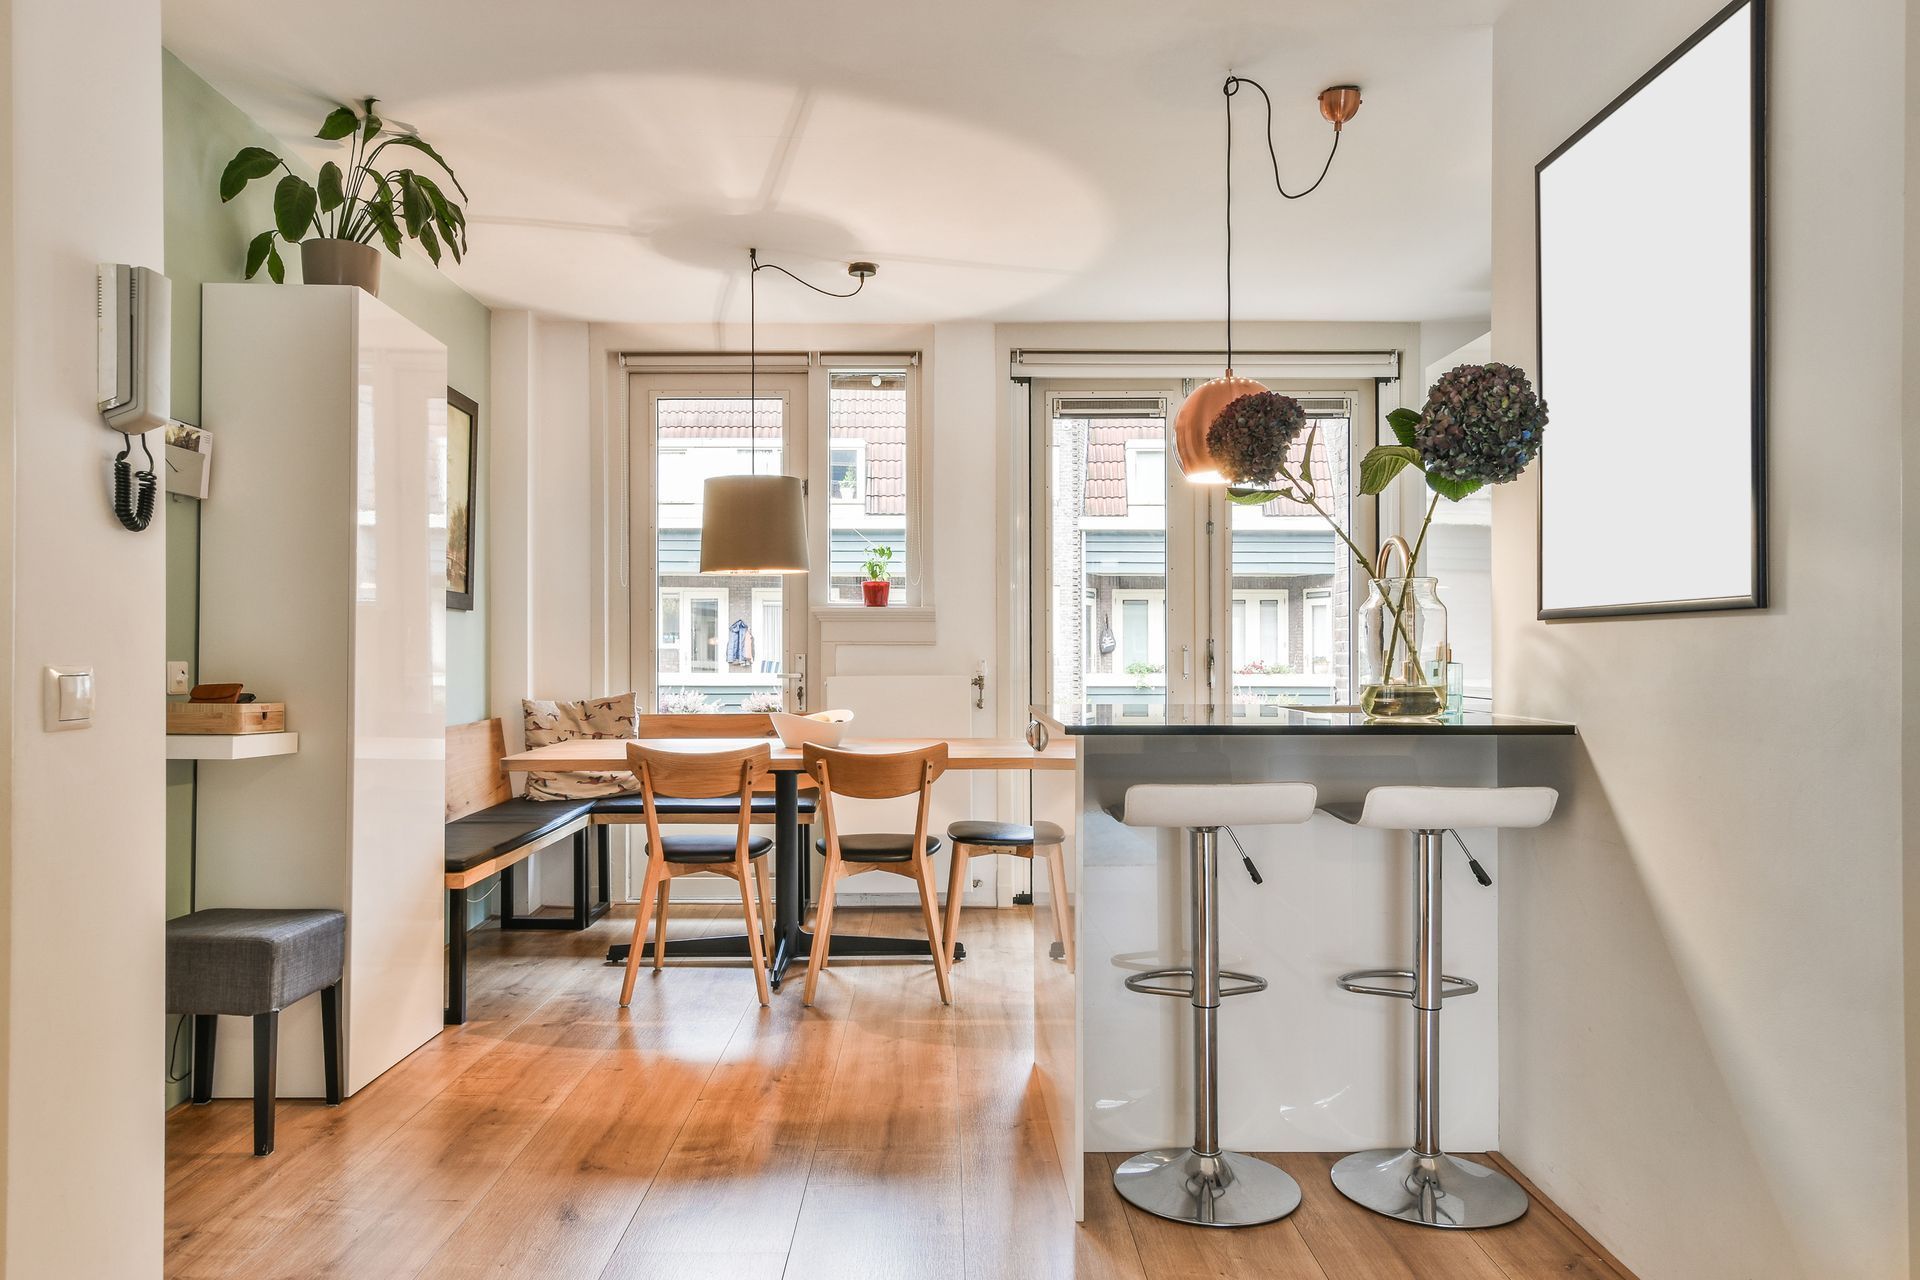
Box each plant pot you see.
[300,239,382,296]
[861,579,891,608]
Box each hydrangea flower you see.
[1208,391,1306,485]
[1413,362,1547,487]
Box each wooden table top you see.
[499,735,1077,773]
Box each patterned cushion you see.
[522,693,639,800]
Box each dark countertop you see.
[1040,703,1576,737]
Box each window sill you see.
[812,604,937,645]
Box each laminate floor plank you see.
[163,905,1634,1280]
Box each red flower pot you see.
[861,579,891,608]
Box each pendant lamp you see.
[698,249,876,574]
[1176,76,1359,484]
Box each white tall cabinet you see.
[198,285,448,1097]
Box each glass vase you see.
[1358,576,1449,719]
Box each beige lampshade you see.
[1173,371,1270,484]
[698,474,809,573]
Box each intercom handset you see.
[95,264,172,531]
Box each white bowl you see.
[770,709,854,750]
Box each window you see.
[750,587,784,673]
[1304,589,1333,676]
[1125,441,1165,507]
[826,369,913,604]
[829,442,865,503]
[659,587,727,675]
[1111,590,1166,676]
[1231,590,1289,671]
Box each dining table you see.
[499,734,1076,989]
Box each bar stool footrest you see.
[1336,967,1479,1000]
[1125,966,1268,999]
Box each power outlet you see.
[166,661,189,696]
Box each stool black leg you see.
[446,886,468,1026]
[320,983,343,1105]
[190,1015,216,1105]
[251,1011,278,1157]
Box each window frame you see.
[1124,439,1166,508]
[1230,587,1291,673]
[813,359,926,616]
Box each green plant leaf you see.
[1387,407,1422,448]
[397,172,429,237]
[315,106,358,141]
[1425,470,1484,502]
[265,244,284,284]
[1226,488,1283,506]
[243,230,277,279]
[273,174,318,241]
[365,200,403,257]
[1359,444,1421,495]
[219,147,281,201]
[419,220,442,266]
[317,162,344,213]
[373,134,467,198]
[362,110,382,142]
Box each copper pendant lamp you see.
[699,249,876,574]
[1176,76,1358,485]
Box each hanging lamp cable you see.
[1219,75,1344,366]
[745,248,872,474]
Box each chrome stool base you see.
[1329,1147,1528,1229]
[1114,1147,1302,1228]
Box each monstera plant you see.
[220,98,467,295]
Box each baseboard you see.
[1485,1151,1639,1279]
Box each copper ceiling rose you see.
[1173,371,1269,485]
[1319,85,1363,129]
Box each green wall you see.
[162,50,493,1103]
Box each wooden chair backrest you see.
[446,719,512,821]
[627,742,772,800]
[803,743,948,800]
[637,713,777,740]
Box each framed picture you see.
[1535,0,1766,618]
[446,387,478,611]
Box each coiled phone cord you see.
[113,431,157,532]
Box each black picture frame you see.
[446,387,478,611]
[1534,0,1767,619]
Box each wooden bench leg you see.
[252,1011,278,1157]
[445,886,468,1026]
[321,983,343,1104]
[190,1014,216,1105]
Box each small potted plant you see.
[219,97,468,297]
[861,545,894,607]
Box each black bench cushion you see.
[652,833,774,865]
[593,794,816,818]
[815,833,942,863]
[947,820,1066,848]
[166,908,346,1016]
[446,798,592,873]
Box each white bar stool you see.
[1113,781,1317,1228]
[1321,785,1558,1229]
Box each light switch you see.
[166,661,189,695]
[44,666,93,731]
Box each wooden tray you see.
[167,702,286,735]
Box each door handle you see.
[1181,645,1192,680]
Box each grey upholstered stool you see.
[166,908,346,1156]
[1321,786,1557,1228]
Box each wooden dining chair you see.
[619,741,776,1008]
[802,742,952,1008]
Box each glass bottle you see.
[1357,576,1448,719]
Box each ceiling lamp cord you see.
[746,248,873,473]
[1220,75,1345,367]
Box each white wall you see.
[1492,2,1910,1277]
[4,0,167,1273]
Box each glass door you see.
[629,371,809,714]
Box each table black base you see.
[605,930,964,989]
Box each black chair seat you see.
[655,833,773,864]
[948,820,1065,849]
[816,833,942,863]
[445,799,592,873]
[593,794,816,818]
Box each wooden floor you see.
[165,905,1632,1279]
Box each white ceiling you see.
[163,0,1497,327]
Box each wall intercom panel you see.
[96,263,171,434]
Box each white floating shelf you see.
[166,732,299,761]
